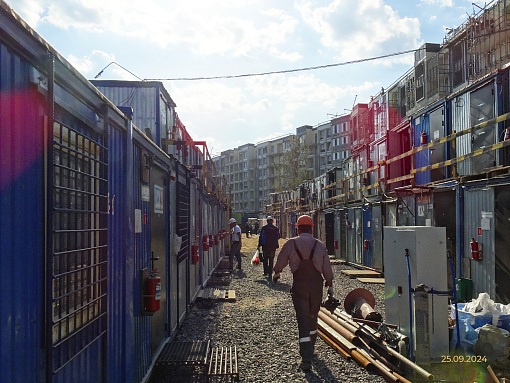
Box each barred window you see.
[50,122,108,370]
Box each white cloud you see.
[166,72,379,152]
[7,0,45,27]
[420,0,454,6]
[67,54,94,75]
[296,0,421,62]
[11,0,302,61]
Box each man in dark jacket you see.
[257,216,280,280]
[273,214,334,372]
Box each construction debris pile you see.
[319,307,434,382]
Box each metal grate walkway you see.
[207,346,239,382]
[156,340,210,366]
[153,341,239,382]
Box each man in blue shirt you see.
[257,216,280,280]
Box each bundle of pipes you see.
[317,307,434,383]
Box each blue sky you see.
[7,0,487,155]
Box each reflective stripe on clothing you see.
[273,233,333,285]
[291,245,324,362]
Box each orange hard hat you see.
[296,215,314,227]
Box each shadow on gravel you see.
[270,282,291,292]
[231,270,246,278]
[308,358,341,383]
[252,279,291,292]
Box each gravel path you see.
[151,235,388,383]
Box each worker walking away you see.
[273,214,334,372]
[257,216,280,280]
[228,218,242,271]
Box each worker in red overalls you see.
[273,214,334,372]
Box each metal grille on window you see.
[50,121,108,373]
[176,165,190,264]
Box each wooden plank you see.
[357,277,385,284]
[340,269,381,278]
[224,290,236,302]
[197,288,236,302]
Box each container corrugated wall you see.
[413,114,431,185]
[0,42,46,383]
[94,83,160,145]
[132,143,153,382]
[452,93,471,175]
[463,187,496,298]
[108,119,141,383]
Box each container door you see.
[150,165,168,355]
[470,82,496,173]
[355,207,363,264]
[372,205,383,271]
[429,106,445,181]
[495,186,510,304]
[362,205,373,267]
[325,212,335,255]
[176,164,190,324]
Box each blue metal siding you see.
[132,145,152,382]
[413,115,431,185]
[107,121,139,383]
[53,342,103,383]
[0,43,46,383]
[362,205,373,267]
[92,83,160,144]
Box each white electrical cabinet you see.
[383,226,449,361]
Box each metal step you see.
[156,340,210,366]
[207,346,239,382]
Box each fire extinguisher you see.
[420,132,428,145]
[202,235,209,251]
[209,234,214,248]
[364,239,370,251]
[470,238,482,260]
[145,270,161,312]
[504,127,510,141]
[191,243,199,264]
[214,234,219,245]
[334,240,338,250]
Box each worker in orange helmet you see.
[273,214,334,372]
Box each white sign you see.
[141,185,150,202]
[134,209,142,233]
[154,185,164,214]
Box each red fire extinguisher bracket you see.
[470,238,482,261]
[144,271,162,312]
[191,243,199,264]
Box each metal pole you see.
[404,248,414,361]
[448,251,461,349]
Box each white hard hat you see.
[266,216,273,221]
[229,218,236,224]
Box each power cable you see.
[144,49,418,81]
